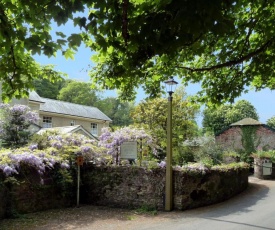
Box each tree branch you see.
[176,39,273,72]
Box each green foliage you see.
[33,77,66,100]
[240,126,258,162]
[95,97,134,127]
[211,162,250,172]
[252,150,275,162]
[203,100,259,135]
[266,116,275,129]
[2,0,275,105]
[192,136,224,166]
[131,87,200,159]
[88,0,275,104]
[173,146,195,166]
[1,0,69,100]
[223,151,240,159]
[51,165,75,199]
[135,205,158,216]
[57,80,100,106]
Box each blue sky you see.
[33,19,275,126]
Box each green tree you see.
[88,0,275,103]
[131,87,200,160]
[33,77,66,99]
[203,100,259,135]
[57,80,100,106]
[267,116,275,129]
[2,1,275,104]
[95,97,134,128]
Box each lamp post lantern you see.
[164,77,178,211]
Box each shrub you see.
[0,131,110,178]
[0,104,39,148]
[251,149,275,162]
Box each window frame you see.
[43,116,52,128]
[91,123,98,136]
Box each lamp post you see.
[164,77,178,211]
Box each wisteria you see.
[158,161,166,168]
[98,126,159,161]
[0,131,109,177]
[0,125,217,179]
[0,103,39,148]
[181,162,210,174]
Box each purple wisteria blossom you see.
[158,161,166,168]
[98,126,159,162]
[1,165,18,176]
[29,144,38,151]
[61,162,70,169]
[81,146,91,153]
[51,141,63,149]
[0,131,110,177]
[0,103,39,147]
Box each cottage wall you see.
[28,101,41,111]
[216,125,275,150]
[38,113,109,136]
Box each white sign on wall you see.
[121,141,138,159]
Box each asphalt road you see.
[137,176,275,230]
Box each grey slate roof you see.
[29,91,44,103]
[39,97,112,121]
[230,117,263,126]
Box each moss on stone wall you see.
[81,164,249,210]
[0,163,249,219]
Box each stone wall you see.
[254,157,275,179]
[0,164,249,219]
[215,125,275,150]
[0,167,75,219]
[81,165,249,210]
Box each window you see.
[43,116,52,128]
[70,120,75,126]
[91,123,98,136]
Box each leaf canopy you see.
[1,0,275,104]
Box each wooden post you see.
[116,145,119,165]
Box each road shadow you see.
[180,176,271,218]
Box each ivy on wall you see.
[241,126,258,161]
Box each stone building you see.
[215,118,275,151]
